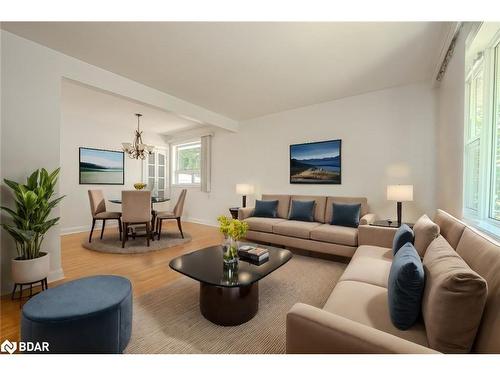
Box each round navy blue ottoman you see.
[21,275,132,354]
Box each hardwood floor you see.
[0,221,223,343]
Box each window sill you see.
[463,217,500,242]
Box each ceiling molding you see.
[432,22,462,85]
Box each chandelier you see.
[122,113,154,160]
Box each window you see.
[172,140,201,185]
[463,26,500,236]
[464,61,484,213]
[489,46,500,219]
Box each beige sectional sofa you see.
[238,194,376,258]
[286,209,500,354]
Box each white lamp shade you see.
[236,184,254,195]
[387,185,413,202]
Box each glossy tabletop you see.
[109,197,170,204]
[169,244,293,287]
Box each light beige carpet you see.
[82,232,191,254]
[126,254,346,354]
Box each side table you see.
[370,220,414,229]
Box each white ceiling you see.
[61,80,202,135]
[4,22,451,120]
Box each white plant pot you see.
[11,252,50,284]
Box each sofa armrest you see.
[360,213,377,225]
[238,207,254,220]
[358,225,397,248]
[286,303,438,354]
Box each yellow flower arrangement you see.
[217,215,248,240]
[217,215,249,263]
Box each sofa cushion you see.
[325,196,368,224]
[388,243,425,330]
[261,194,290,219]
[413,214,440,257]
[422,235,488,353]
[340,245,392,288]
[310,224,358,246]
[323,280,428,347]
[331,203,361,228]
[244,217,286,233]
[253,199,279,218]
[288,200,315,222]
[392,224,414,255]
[455,227,500,353]
[353,244,393,262]
[273,220,321,239]
[290,195,327,223]
[434,209,466,249]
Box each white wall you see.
[435,26,469,218]
[0,30,232,294]
[175,82,437,226]
[60,84,170,234]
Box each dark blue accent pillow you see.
[253,200,279,218]
[288,200,315,222]
[331,203,361,228]
[388,242,425,330]
[392,224,414,255]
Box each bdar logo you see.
[1,339,17,354]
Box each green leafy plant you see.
[1,168,64,260]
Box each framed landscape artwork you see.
[79,147,125,185]
[290,139,341,184]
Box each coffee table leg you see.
[199,282,258,326]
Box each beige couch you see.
[238,194,376,258]
[286,209,500,354]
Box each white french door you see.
[143,146,169,199]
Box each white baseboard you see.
[61,223,119,235]
[61,218,216,235]
[48,267,65,284]
[183,216,218,227]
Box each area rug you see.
[82,232,192,254]
[125,254,346,353]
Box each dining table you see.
[109,196,170,236]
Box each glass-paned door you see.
[143,147,169,199]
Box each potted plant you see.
[1,168,64,284]
[217,215,248,264]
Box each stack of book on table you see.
[238,245,269,264]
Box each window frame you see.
[463,33,500,236]
[171,139,202,187]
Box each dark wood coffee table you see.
[169,244,292,326]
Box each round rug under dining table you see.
[82,232,191,254]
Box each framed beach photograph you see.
[79,147,125,185]
[289,139,341,184]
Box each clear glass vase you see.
[222,236,239,264]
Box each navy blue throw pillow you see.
[388,242,425,330]
[288,200,315,222]
[253,200,279,218]
[392,224,414,256]
[331,203,361,228]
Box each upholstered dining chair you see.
[121,190,153,248]
[156,189,187,240]
[88,190,122,243]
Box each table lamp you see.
[236,184,254,208]
[387,185,413,226]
